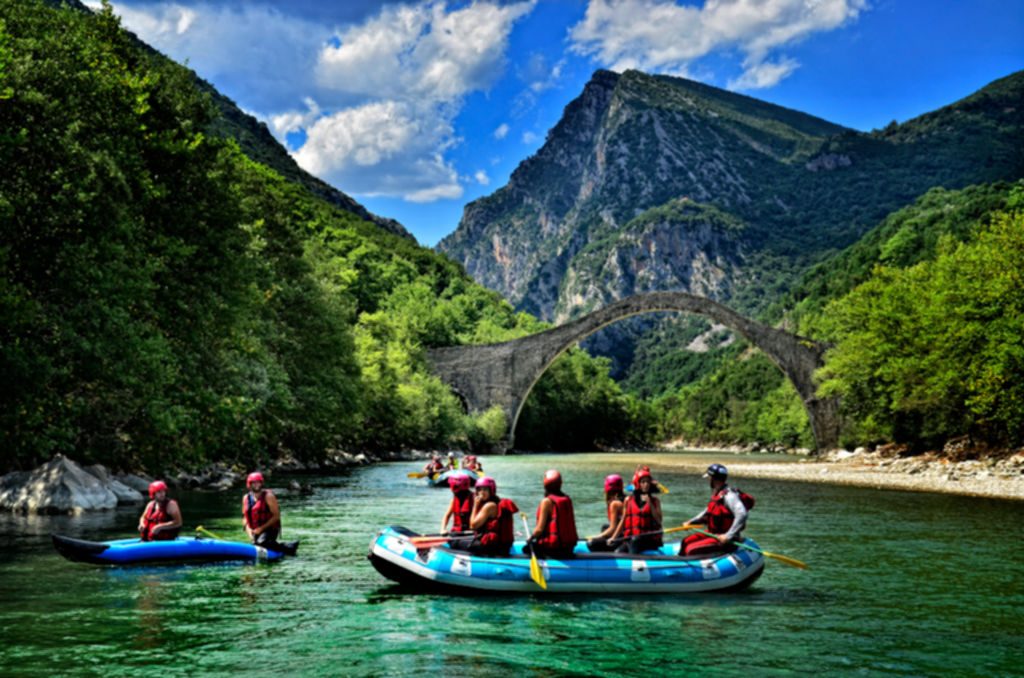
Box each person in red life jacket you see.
[461,455,483,473]
[138,481,182,542]
[461,476,518,557]
[608,469,663,554]
[680,463,749,557]
[441,473,475,535]
[424,454,444,475]
[586,474,626,552]
[525,469,579,559]
[242,472,282,548]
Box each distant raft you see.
[52,534,296,565]
[425,469,479,487]
[368,526,764,594]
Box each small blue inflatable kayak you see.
[52,534,297,565]
[368,526,764,594]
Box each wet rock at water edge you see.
[83,464,144,503]
[0,455,119,513]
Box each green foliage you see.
[651,350,812,448]
[516,349,655,451]
[817,202,1024,448]
[0,0,645,471]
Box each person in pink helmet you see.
[138,480,182,541]
[242,472,281,547]
[457,476,518,556]
[586,474,626,552]
[441,473,475,535]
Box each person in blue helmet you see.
[680,463,749,556]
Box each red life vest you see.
[245,491,274,530]
[536,493,578,550]
[450,490,474,532]
[141,500,179,541]
[622,494,661,545]
[705,486,755,534]
[477,497,518,549]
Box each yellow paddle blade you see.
[762,550,809,570]
[196,525,224,540]
[663,523,700,535]
[657,482,670,494]
[407,472,427,478]
[529,554,547,590]
[520,514,547,590]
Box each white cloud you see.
[570,0,866,89]
[522,131,540,144]
[493,123,510,140]
[101,0,535,203]
[474,170,490,186]
[294,100,462,200]
[727,57,799,90]
[316,1,535,102]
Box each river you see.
[1,452,1022,676]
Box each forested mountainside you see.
[651,181,1024,452]
[0,1,649,471]
[439,68,1024,390]
[441,68,1024,322]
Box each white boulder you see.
[0,455,118,513]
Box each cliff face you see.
[439,69,1024,326]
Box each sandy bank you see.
[656,449,1024,501]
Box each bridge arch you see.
[426,292,839,452]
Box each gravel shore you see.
[656,448,1024,501]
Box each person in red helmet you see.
[587,474,625,552]
[242,472,281,548]
[460,476,518,556]
[441,473,475,535]
[138,480,182,542]
[608,468,663,554]
[424,454,444,475]
[680,464,749,557]
[526,469,579,559]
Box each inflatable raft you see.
[368,526,764,593]
[426,469,479,487]
[52,534,297,565]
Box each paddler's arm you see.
[595,501,623,539]
[720,490,748,543]
[687,508,708,527]
[138,501,151,533]
[532,498,553,540]
[441,498,455,533]
[607,498,629,541]
[469,502,497,530]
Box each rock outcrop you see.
[0,456,122,513]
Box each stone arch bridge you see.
[426,292,839,452]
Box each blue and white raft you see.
[368,526,765,594]
[52,534,295,565]
[426,469,480,487]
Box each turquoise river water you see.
[1,452,1022,677]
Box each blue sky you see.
[92,0,1024,245]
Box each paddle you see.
[625,482,671,494]
[196,525,224,540]
[689,528,808,570]
[584,523,700,541]
[407,472,428,478]
[521,514,547,590]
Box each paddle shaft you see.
[689,527,808,569]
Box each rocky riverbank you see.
[658,446,1024,500]
[0,449,435,514]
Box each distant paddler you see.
[138,480,182,541]
[242,472,290,554]
[444,452,459,471]
[423,454,444,476]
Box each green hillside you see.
[0,1,647,471]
